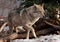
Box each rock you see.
[13,35,60,42]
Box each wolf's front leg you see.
[30,27,37,38]
[26,25,37,38]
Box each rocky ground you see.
[13,35,60,42]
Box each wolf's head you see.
[27,4,44,18]
[33,4,44,16]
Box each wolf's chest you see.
[26,17,40,26]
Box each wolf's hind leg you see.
[26,29,30,39]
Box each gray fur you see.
[8,4,44,39]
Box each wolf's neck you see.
[31,17,40,24]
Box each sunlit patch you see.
[57,15,59,18]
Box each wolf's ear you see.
[34,4,37,6]
[40,3,44,7]
[34,4,37,8]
